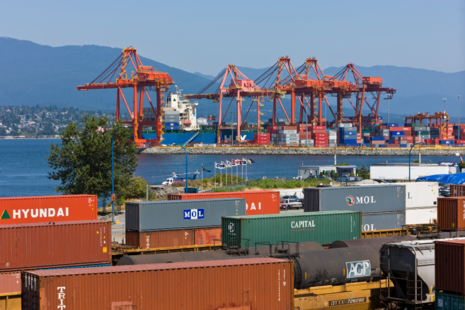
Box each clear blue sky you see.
[1,0,464,75]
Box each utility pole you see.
[459,95,462,140]
[230,111,235,145]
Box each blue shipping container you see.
[390,131,405,136]
[142,133,217,144]
[341,135,357,139]
[385,123,399,127]
[371,137,385,141]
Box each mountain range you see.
[1,37,464,122]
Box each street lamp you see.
[175,144,189,193]
[111,126,124,224]
[409,142,426,182]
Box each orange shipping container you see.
[0,195,97,225]
[0,271,21,295]
[435,239,465,295]
[126,229,195,249]
[195,227,222,245]
[437,197,465,231]
[0,220,111,271]
[168,191,280,215]
[22,258,294,310]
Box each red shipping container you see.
[0,220,111,271]
[168,191,280,215]
[22,258,294,310]
[195,227,222,245]
[437,197,465,231]
[308,126,325,130]
[312,133,328,137]
[126,229,195,249]
[0,271,21,294]
[0,195,97,225]
[435,239,465,295]
[389,127,411,131]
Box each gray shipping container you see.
[362,211,405,231]
[303,185,406,213]
[126,198,246,232]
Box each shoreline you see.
[139,146,465,156]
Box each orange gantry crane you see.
[184,65,274,142]
[333,64,396,129]
[405,112,450,139]
[255,57,359,129]
[76,47,174,146]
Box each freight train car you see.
[23,258,294,310]
[380,237,465,310]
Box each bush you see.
[123,176,156,202]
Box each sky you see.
[1,0,464,75]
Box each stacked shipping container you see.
[0,195,103,305]
[125,198,246,248]
[0,220,111,271]
[168,190,280,215]
[303,183,439,231]
[0,194,98,224]
[222,211,362,248]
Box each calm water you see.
[0,139,457,198]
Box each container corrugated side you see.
[438,197,465,231]
[405,207,437,225]
[0,220,111,271]
[436,292,465,310]
[401,182,438,208]
[0,271,21,294]
[126,198,246,232]
[435,240,465,295]
[222,211,362,248]
[0,194,98,225]
[303,185,406,213]
[125,229,195,249]
[168,190,280,215]
[195,227,222,245]
[450,185,465,197]
[22,258,294,310]
[362,211,405,231]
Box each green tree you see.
[360,164,369,175]
[47,115,138,201]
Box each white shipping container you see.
[370,165,455,181]
[398,182,439,209]
[405,207,437,225]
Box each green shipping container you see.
[437,292,465,310]
[420,130,430,135]
[222,211,362,248]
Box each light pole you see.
[305,109,308,147]
[111,126,124,224]
[230,111,235,145]
[443,98,447,112]
[459,95,461,140]
[409,142,426,182]
[175,144,189,193]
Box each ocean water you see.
[0,139,457,198]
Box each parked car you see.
[336,176,362,183]
[280,196,303,210]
